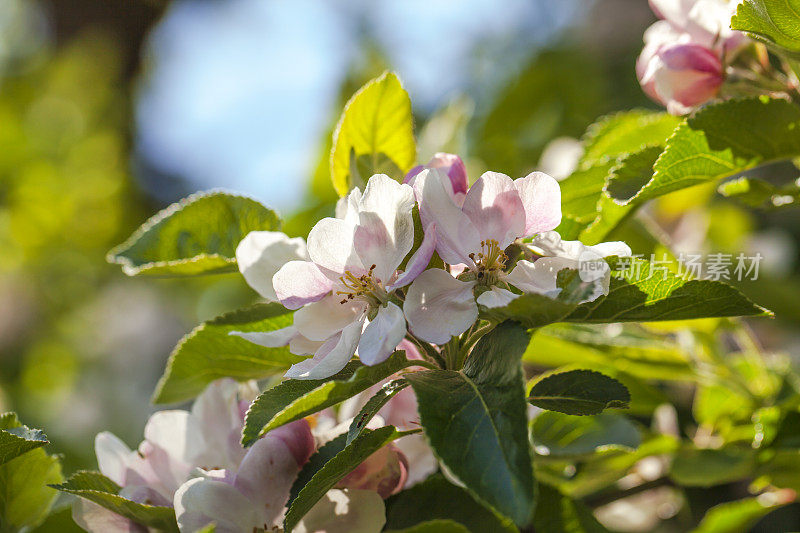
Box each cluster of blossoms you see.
[77,377,433,532]
[235,153,630,378]
[636,0,746,114]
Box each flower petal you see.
[295,489,386,533]
[386,222,437,291]
[338,444,408,498]
[232,433,303,524]
[268,419,316,467]
[94,432,134,486]
[307,217,363,277]
[273,260,334,310]
[230,326,297,348]
[191,379,245,471]
[358,302,406,366]
[173,477,264,533]
[354,175,416,281]
[414,168,480,266]
[514,171,562,236]
[73,499,147,533]
[236,231,308,301]
[506,258,569,296]
[476,286,519,308]
[285,320,363,379]
[335,187,363,224]
[393,434,438,488]
[293,294,364,342]
[461,171,526,247]
[403,269,477,345]
[589,241,632,258]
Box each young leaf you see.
[51,471,178,532]
[693,494,793,533]
[605,146,664,204]
[284,426,412,532]
[347,379,409,445]
[242,352,422,446]
[533,483,610,533]
[669,446,756,487]
[0,413,62,531]
[0,413,48,465]
[528,370,630,416]
[406,323,535,526]
[108,190,280,276]
[153,303,299,404]
[565,257,771,322]
[330,71,416,196]
[384,474,517,533]
[620,97,800,205]
[731,0,800,57]
[531,412,641,457]
[580,110,680,167]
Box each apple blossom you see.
[235,173,436,379]
[72,379,258,532]
[404,152,469,206]
[649,0,745,52]
[403,167,561,343]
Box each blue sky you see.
[135,0,581,214]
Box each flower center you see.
[469,239,508,285]
[336,264,388,307]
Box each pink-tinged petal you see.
[506,258,567,296]
[191,379,245,471]
[379,385,420,430]
[358,302,406,366]
[403,165,425,184]
[290,334,325,356]
[232,434,302,524]
[476,287,519,308]
[293,294,364,342]
[338,444,408,498]
[462,171,526,247]
[73,499,147,533]
[119,485,171,507]
[414,169,480,265]
[142,411,204,488]
[395,338,423,361]
[273,260,333,310]
[173,477,265,533]
[267,418,316,467]
[393,434,438,488]
[335,187,363,225]
[428,153,469,197]
[307,217,363,277]
[589,241,632,258]
[285,320,363,380]
[387,222,437,291]
[296,489,386,533]
[136,440,191,497]
[354,175,416,281]
[403,269,477,345]
[514,171,562,236]
[94,432,134,486]
[230,326,297,348]
[236,231,308,301]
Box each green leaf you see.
[605,146,664,204]
[528,370,630,416]
[533,483,609,533]
[347,378,408,445]
[731,0,800,57]
[528,324,694,382]
[531,412,641,457]
[52,471,178,532]
[565,257,771,322]
[580,110,680,167]
[0,413,48,466]
[330,71,416,196]
[242,351,422,446]
[284,426,410,532]
[718,176,779,206]
[406,323,535,526]
[669,446,756,487]
[384,475,517,533]
[108,190,280,276]
[287,434,348,509]
[386,520,471,533]
[619,97,800,205]
[693,494,792,533]
[153,303,299,404]
[0,413,62,531]
[558,162,615,226]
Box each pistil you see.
[336,264,389,308]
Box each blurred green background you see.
[2,1,800,530]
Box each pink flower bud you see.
[637,41,724,115]
[404,152,468,205]
[648,0,745,53]
[338,444,409,498]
